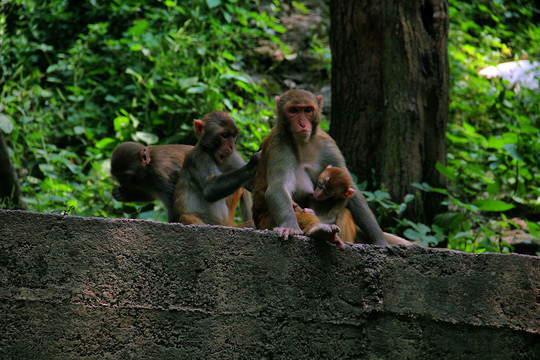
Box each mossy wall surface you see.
[1,210,538,359]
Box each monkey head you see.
[314,165,356,201]
[111,142,151,187]
[195,111,239,164]
[276,89,323,143]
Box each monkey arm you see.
[239,190,253,221]
[265,153,301,231]
[201,153,259,203]
[221,151,255,192]
[112,186,155,203]
[347,193,385,245]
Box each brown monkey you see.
[296,165,415,246]
[111,142,193,222]
[174,111,259,225]
[193,115,253,224]
[252,89,386,245]
[294,165,357,244]
[111,139,251,225]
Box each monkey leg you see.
[178,214,205,225]
[236,219,255,228]
[335,208,357,244]
[296,212,344,249]
[225,188,243,226]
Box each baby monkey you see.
[294,165,356,247]
[295,166,415,246]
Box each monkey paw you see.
[112,187,127,202]
[273,227,303,240]
[305,223,341,242]
[331,234,346,251]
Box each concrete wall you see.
[0,209,538,359]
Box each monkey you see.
[294,165,357,245]
[174,110,259,226]
[294,165,415,246]
[111,142,193,222]
[193,114,253,224]
[111,137,252,226]
[252,89,387,246]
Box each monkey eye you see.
[288,107,299,114]
[304,107,313,113]
[221,132,238,139]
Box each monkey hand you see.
[291,202,315,214]
[112,186,128,202]
[273,227,303,240]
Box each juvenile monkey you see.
[296,165,415,246]
[174,111,259,225]
[252,89,386,246]
[111,142,193,222]
[193,114,253,224]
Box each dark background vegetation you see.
[0,0,538,253]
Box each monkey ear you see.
[342,188,356,199]
[325,165,332,169]
[140,148,151,165]
[316,95,323,111]
[275,96,280,107]
[194,119,205,138]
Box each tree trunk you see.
[0,132,24,209]
[329,0,449,224]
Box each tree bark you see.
[329,0,449,224]
[0,132,24,209]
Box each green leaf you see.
[436,161,457,181]
[0,114,14,134]
[404,229,422,241]
[503,144,524,161]
[133,131,159,145]
[114,116,130,131]
[473,199,515,212]
[179,77,199,89]
[186,86,207,94]
[74,126,85,135]
[95,138,116,150]
[206,0,221,9]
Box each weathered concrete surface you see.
[0,209,538,359]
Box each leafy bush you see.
[1,0,283,218]
[362,1,539,253]
[1,0,538,252]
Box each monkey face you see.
[286,104,316,142]
[214,131,238,164]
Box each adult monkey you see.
[252,89,386,245]
[174,111,259,225]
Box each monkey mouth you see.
[216,151,233,164]
[295,130,311,141]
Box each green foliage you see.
[1,0,280,218]
[445,0,540,252]
[1,0,538,253]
